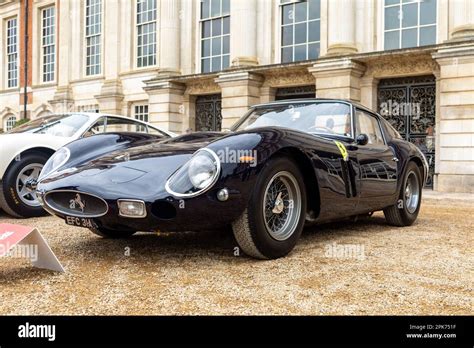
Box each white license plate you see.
[65,216,97,229]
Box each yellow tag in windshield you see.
[334,141,349,161]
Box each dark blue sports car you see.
[36,99,428,259]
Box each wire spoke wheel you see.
[262,171,301,241]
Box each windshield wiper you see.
[34,120,61,133]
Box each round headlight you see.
[165,148,221,197]
[188,152,218,189]
[38,147,70,181]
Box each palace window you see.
[42,6,56,82]
[384,0,437,50]
[134,104,149,123]
[85,0,102,76]
[6,17,18,88]
[137,0,157,68]
[5,115,17,131]
[200,0,230,73]
[281,0,321,63]
[134,104,149,132]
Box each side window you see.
[83,117,106,137]
[106,117,146,133]
[356,110,385,146]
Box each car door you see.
[355,109,398,204]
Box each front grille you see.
[44,190,108,217]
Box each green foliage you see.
[13,118,30,128]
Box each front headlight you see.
[38,147,70,182]
[165,148,221,197]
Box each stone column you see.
[449,0,474,40]
[360,76,379,110]
[182,93,196,132]
[259,86,276,104]
[159,0,181,75]
[309,58,365,101]
[50,0,74,113]
[326,0,358,56]
[96,0,123,114]
[144,79,185,133]
[215,72,263,129]
[231,0,258,67]
[432,45,474,193]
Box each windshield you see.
[232,102,352,137]
[7,114,90,137]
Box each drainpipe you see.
[23,0,29,119]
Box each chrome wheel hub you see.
[272,192,285,214]
[263,171,301,241]
[15,163,43,207]
[405,171,420,214]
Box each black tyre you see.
[384,161,422,226]
[89,226,137,238]
[0,152,49,218]
[232,157,307,259]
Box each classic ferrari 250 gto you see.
[36,99,428,259]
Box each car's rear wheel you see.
[383,161,422,226]
[88,226,137,238]
[0,152,49,218]
[232,157,306,259]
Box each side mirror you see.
[356,133,369,146]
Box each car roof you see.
[45,112,175,137]
[252,98,378,115]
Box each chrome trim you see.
[414,148,430,186]
[43,189,109,218]
[117,199,147,218]
[165,148,222,198]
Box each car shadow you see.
[66,215,393,263]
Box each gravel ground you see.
[0,196,472,315]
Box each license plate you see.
[64,216,97,229]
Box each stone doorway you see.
[195,94,222,131]
[377,75,436,187]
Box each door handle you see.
[392,157,399,162]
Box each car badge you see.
[69,193,86,213]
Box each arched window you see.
[5,115,17,131]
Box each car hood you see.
[37,132,228,199]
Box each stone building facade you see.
[0,0,473,192]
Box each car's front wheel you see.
[383,161,422,226]
[232,157,306,259]
[0,152,49,218]
[88,226,137,238]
